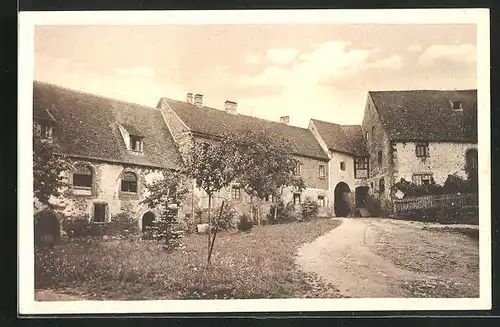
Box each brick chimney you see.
[186,93,193,104]
[224,100,237,115]
[280,116,290,124]
[194,94,203,107]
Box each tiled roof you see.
[311,119,368,156]
[369,89,477,143]
[33,81,183,169]
[159,98,329,160]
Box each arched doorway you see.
[34,210,60,247]
[142,211,155,231]
[334,182,351,217]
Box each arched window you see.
[73,165,93,189]
[121,171,138,193]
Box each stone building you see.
[156,94,331,219]
[361,89,478,212]
[308,119,369,216]
[33,81,186,231]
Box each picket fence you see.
[392,193,478,214]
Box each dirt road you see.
[296,218,479,298]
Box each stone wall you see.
[394,141,478,185]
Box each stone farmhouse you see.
[156,93,331,219]
[33,80,478,232]
[361,90,478,212]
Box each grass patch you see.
[369,224,479,298]
[36,218,342,300]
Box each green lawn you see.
[35,218,342,300]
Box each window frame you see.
[293,193,301,205]
[71,163,95,195]
[318,195,326,207]
[340,161,346,171]
[415,143,429,158]
[231,186,241,200]
[120,171,139,194]
[129,135,144,152]
[92,203,108,224]
[318,164,326,179]
[293,162,302,175]
[452,100,463,111]
[412,173,432,186]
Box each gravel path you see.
[296,218,479,298]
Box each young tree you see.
[230,128,306,225]
[33,131,70,207]
[140,169,189,249]
[185,135,238,259]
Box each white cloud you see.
[417,44,477,66]
[366,55,404,70]
[266,48,300,65]
[407,44,423,52]
[246,54,261,65]
[113,65,155,77]
[236,41,405,127]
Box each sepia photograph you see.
[18,9,491,314]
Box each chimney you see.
[224,100,237,115]
[186,93,193,104]
[280,116,290,125]
[194,94,203,107]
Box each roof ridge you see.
[369,89,477,93]
[34,80,161,111]
[162,97,312,132]
[312,118,360,128]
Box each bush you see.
[392,178,443,197]
[211,203,237,232]
[442,174,472,194]
[236,214,253,232]
[266,200,287,223]
[142,207,183,250]
[61,213,139,239]
[300,197,319,221]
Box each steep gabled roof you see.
[159,98,329,160]
[33,81,183,169]
[369,89,477,143]
[311,119,368,156]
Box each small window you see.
[415,143,428,157]
[318,195,326,207]
[340,162,346,171]
[130,135,143,152]
[371,126,375,139]
[412,173,432,186]
[121,172,138,193]
[365,131,369,141]
[293,162,302,175]
[231,186,241,200]
[452,101,462,111]
[293,193,301,204]
[319,165,325,179]
[73,165,92,189]
[466,149,478,171]
[355,157,368,170]
[93,203,107,223]
[377,151,382,165]
[35,122,54,139]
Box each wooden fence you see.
[393,193,478,214]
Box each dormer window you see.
[34,121,54,139]
[130,135,144,152]
[452,100,463,111]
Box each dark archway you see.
[34,210,60,247]
[334,182,351,217]
[142,211,155,231]
[355,186,369,209]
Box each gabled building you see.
[361,89,478,211]
[157,94,331,218]
[33,81,185,230]
[308,119,369,216]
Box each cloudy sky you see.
[34,24,477,127]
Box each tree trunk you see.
[257,201,261,226]
[249,195,253,223]
[207,201,224,265]
[207,195,212,252]
[273,197,278,220]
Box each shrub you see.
[442,174,472,194]
[300,197,319,221]
[236,214,253,232]
[61,213,139,239]
[212,202,237,231]
[142,207,183,250]
[266,200,287,223]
